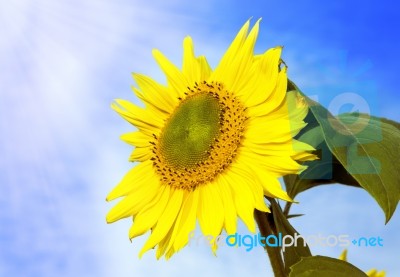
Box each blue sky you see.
[1,0,399,276]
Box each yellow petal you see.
[247,67,287,118]
[215,177,237,234]
[222,169,256,233]
[245,117,307,144]
[106,169,160,223]
[106,160,154,201]
[120,131,151,147]
[132,73,177,113]
[366,269,386,277]
[338,249,348,261]
[210,20,250,85]
[128,185,170,239]
[243,137,315,157]
[152,49,188,98]
[197,184,224,251]
[172,189,200,252]
[198,55,212,81]
[182,36,200,85]
[239,149,306,176]
[227,18,261,92]
[156,225,175,259]
[230,164,269,212]
[272,90,309,121]
[292,151,318,162]
[238,47,282,107]
[252,165,294,202]
[128,147,152,162]
[139,188,184,257]
[111,99,162,135]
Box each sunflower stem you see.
[254,210,287,277]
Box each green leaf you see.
[334,113,400,221]
[286,81,400,222]
[371,115,400,131]
[270,199,311,275]
[289,256,367,277]
[284,124,360,198]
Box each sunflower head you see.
[106,19,316,259]
[339,250,386,277]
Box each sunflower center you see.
[159,93,221,169]
[151,81,247,190]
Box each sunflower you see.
[339,250,386,277]
[106,19,315,259]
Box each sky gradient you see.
[1,0,399,276]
